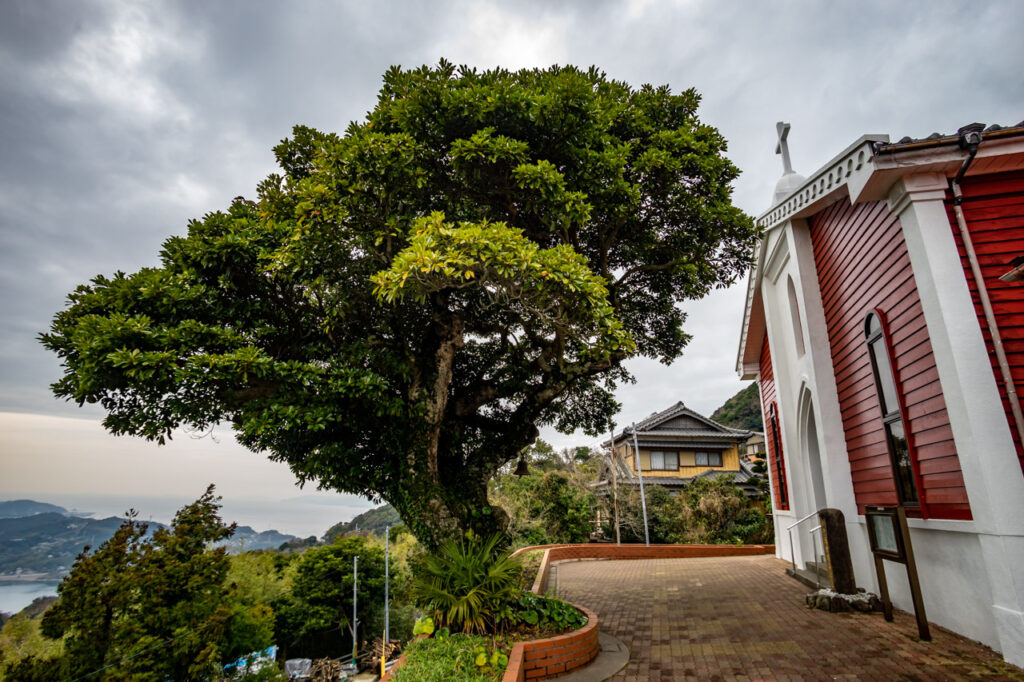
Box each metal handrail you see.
[785,510,819,532]
[785,510,821,577]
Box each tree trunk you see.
[389,469,509,550]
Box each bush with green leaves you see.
[272,537,385,660]
[491,469,597,546]
[513,593,586,632]
[664,477,773,544]
[604,478,772,545]
[411,533,521,634]
[390,631,508,682]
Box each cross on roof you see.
[776,121,794,174]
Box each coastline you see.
[0,574,63,583]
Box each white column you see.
[891,173,1024,665]
[788,218,858,521]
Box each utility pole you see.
[384,525,390,643]
[607,420,621,545]
[352,555,359,662]
[631,423,650,546]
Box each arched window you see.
[787,276,806,357]
[865,311,919,506]
[768,402,789,509]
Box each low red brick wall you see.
[503,604,599,682]
[530,543,775,594]
[388,544,776,681]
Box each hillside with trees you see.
[710,382,763,431]
[323,504,401,542]
[0,502,295,578]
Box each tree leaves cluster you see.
[491,470,598,546]
[271,538,386,662]
[0,499,414,680]
[42,61,759,547]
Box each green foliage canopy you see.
[491,470,597,545]
[606,478,772,545]
[273,537,385,660]
[42,61,758,547]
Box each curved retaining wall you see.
[503,604,598,682]
[523,543,776,594]
[385,544,774,681]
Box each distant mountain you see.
[710,382,764,432]
[324,504,400,542]
[0,500,72,519]
[218,526,296,552]
[0,512,149,578]
[0,501,297,578]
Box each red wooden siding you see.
[809,200,971,519]
[947,169,1024,476]
[758,336,790,510]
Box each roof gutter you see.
[947,123,1024,454]
[874,123,1024,156]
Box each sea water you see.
[0,583,60,615]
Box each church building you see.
[737,120,1024,665]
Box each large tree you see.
[43,62,758,546]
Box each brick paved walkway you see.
[554,555,1023,681]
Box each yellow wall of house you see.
[618,442,741,478]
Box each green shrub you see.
[513,593,586,632]
[390,633,507,682]
[411,533,521,634]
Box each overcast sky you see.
[1,0,1021,537]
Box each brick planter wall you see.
[385,544,775,681]
[529,543,776,594]
[503,604,599,682]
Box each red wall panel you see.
[758,336,789,510]
[809,200,971,519]
[947,169,1024,477]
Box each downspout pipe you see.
[948,123,1024,453]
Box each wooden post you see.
[874,553,894,622]
[818,508,856,594]
[897,507,930,641]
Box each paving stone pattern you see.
[555,555,1023,682]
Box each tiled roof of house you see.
[874,120,1024,153]
[605,401,752,446]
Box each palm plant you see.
[411,532,522,634]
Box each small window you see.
[695,452,722,467]
[768,402,789,509]
[650,451,679,470]
[865,311,919,506]
[787,276,806,357]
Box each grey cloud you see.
[2,0,1022,451]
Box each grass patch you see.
[390,633,508,682]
